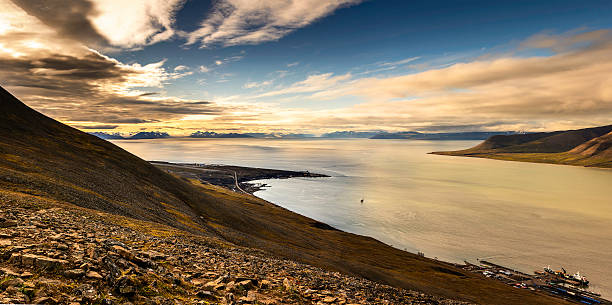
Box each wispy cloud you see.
[380,56,420,67]
[244,80,273,89]
[186,0,363,48]
[174,65,189,71]
[73,124,119,130]
[256,72,352,98]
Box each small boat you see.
[544,265,554,274]
[571,271,589,286]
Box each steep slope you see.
[0,86,569,304]
[0,86,210,234]
[433,125,612,168]
[569,131,612,156]
[566,131,612,166]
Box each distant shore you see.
[430,151,612,169]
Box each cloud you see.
[256,72,352,98]
[73,124,119,130]
[174,65,189,71]
[0,2,227,128]
[380,56,420,67]
[520,29,610,52]
[276,70,290,78]
[9,0,185,49]
[186,0,363,47]
[198,65,210,73]
[339,33,612,121]
[287,62,299,67]
[9,0,107,46]
[0,49,219,124]
[213,54,245,66]
[244,80,273,89]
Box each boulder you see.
[32,297,58,305]
[20,254,68,270]
[322,296,338,303]
[259,280,272,289]
[0,218,17,228]
[0,277,24,289]
[64,269,85,279]
[85,271,103,280]
[20,271,33,278]
[7,253,22,265]
[139,250,167,260]
[21,254,37,266]
[283,278,292,290]
[235,279,255,291]
[111,245,134,261]
[115,275,136,296]
[0,267,20,277]
[196,290,218,301]
[35,256,69,270]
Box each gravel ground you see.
[0,191,467,305]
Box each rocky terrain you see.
[0,190,465,305]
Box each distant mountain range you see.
[89,132,125,139]
[190,131,254,138]
[241,133,316,139]
[370,131,515,140]
[321,131,383,138]
[90,131,170,140]
[91,131,318,139]
[92,130,519,140]
[432,125,612,168]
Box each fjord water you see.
[112,138,612,297]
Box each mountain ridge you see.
[432,125,612,168]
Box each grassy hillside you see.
[433,125,612,168]
[0,85,569,304]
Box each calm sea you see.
[111,138,612,298]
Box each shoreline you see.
[430,151,612,169]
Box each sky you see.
[1,0,612,135]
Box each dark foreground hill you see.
[433,125,612,168]
[0,86,568,304]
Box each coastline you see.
[153,161,609,304]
